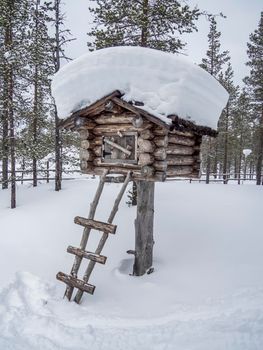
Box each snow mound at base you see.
[52,46,229,129]
[1,271,263,350]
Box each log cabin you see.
[59,90,217,182]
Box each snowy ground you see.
[0,178,263,350]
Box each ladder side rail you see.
[65,169,108,300]
[74,171,131,303]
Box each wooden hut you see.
[59,90,217,182]
[53,47,228,303]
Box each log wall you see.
[78,105,202,181]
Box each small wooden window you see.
[102,132,137,164]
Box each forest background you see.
[0,0,262,208]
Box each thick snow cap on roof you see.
[52,46,229,130]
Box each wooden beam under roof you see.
[58,90,122,129]
[111,97,173,131]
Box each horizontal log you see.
[167,145,194,155]
[94,145,102,157]
[153,161,168,171]
[79,129,94,140]
[169,129,194,138]
[93,158,140,169]
[139,129,154,140]
[141,165,155,177]
[67,246,107,264]
[112,97,172,130]
[166,165,193,176]
[94,114,135,124]
[75,118,96,129]
[168,135,195,146]
[152,127,169,136]
[83,167,165,182]
[81,139,102,149]
[56,272,95,295]
[105,175,126,183]
[132,115,144,128]
[154,148,167,160]
[138,153,155,166]
[93,123,151,136]
[80,149,95,161]
[166,155,195,166]
[154,136,168,148]
[74,216,117,234]
[138,138,155,153]
[80,160,94,171]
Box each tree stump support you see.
[133,180,155,276]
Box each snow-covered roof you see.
[52,46,229,130]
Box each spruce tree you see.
[88,0,200,52]
[245,12,263,185]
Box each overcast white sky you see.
[63,0,262,86]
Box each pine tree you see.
[0,0,32,206]
[245,12,263,185]
[26,0,54,187]
[200,16,230,76]
[88,0,200,52]
[218,63,239,183]
[231,90,253,184]
[200,15,230,183]
[51,0,75,191]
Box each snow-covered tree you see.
[25,0,55,187]
[87,0,200,52]
[245,12,263,185]
[200,16,230,77]
[217,63,239,183]
[200,15,230,182]
[0,0,32,206]
[51,0,75,191]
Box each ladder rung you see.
[67,246,107,264]
[105,175,125,183]
[74,216,117,234]
[56,272,95,295]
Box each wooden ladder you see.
[56,169,131,304]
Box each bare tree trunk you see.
[6,0,16,208]
[256,108,263,185]
[32,1,39,188]
[141,0,149,47]
[54,104,61,191]
[223,103,229,184]
[237,133,243,185]
[133,181,154,276]
[205,138,211,184]
[9,71,16,209]
[54,0,62,191]
[1,28,10,189]
[212,140,218,179]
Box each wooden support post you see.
[46,161,49,183]
[133,180,155,276]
